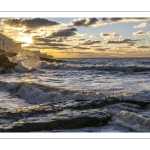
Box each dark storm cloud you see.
[79,40,101,45]
[50,28,77,37]
[2,18,61,29]
[107,38,141,44]
[70,18,101,27]
[137,46,149,48]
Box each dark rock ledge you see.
[0,97,149,132]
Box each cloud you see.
[23,29,32,34]
[29,45,70,50]
[21,18,61,29]
[65,38,78,41]
[32,36,64,43]
[89,35,96,38]
[133,30,144,36]
[73,46,90,50]
[50,28,77,37]
[70,18,101,27]
[22,29,38,34]
[0,29,5,33]
[133,22,147,28]
[126,43,135,46]
[102,18,150,24]
[35,42,69,47]
[2,18,22,27]
[137,46,149,48]
[95,48,110,51]
[100,32,119,39]
[70,17,150,27]
[107,38,141,44]
[78,40,101,45]
[91,46,101,47]
[147,31,150,35]
[2,18,61,29]
[45,46,70,50]
[79,39,86,41]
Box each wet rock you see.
[121,99,150,107]
[72,97,150,110]
[0,54,10,64]
[0,97,149,132]
[0,49,17,57]
[0,54,17,73]
[0,109,112,132]
[70,98,121,110]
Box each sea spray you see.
[11,53,42,72]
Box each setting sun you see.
[17,36,33,44]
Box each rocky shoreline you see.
[0,51,66,74]
[1,51,150,132]
[0,97,149,132]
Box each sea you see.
[1,54,150,132]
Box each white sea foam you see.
[0,91,29,111]
[10,53,41,72]
[111,110,150,132]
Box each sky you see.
[0,17,150,58]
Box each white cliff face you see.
[0,33,21,52]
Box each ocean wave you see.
[40,61,150,73]
[8,53,41,73]
[111,110,150,132]
[0,80,150,106]
[8,55,150,73]
[0,81,106,104]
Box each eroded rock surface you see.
[0,97,149,132]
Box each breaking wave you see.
[10,53,42,73]
[0,81,106,104]
[111,110,150,132]
[8,55,150,74]
[0,79,150,105]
